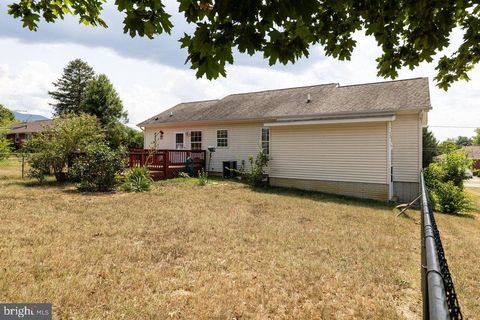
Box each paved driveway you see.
[465,176,480,188]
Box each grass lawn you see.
[1,157,479,319]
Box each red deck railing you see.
[128,149,206,179]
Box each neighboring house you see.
[7,119,53,149]
[465,146,480,170]
[138,78,431,202]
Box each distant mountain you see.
[13,111,50,122]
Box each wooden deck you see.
[128,149,206,180]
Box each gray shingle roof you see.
[465,146,480,159]
[8,119,53,134]
[138,78,431,126]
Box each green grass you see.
[0,157,479,319]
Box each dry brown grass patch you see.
[0,159,478,319]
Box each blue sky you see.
[0,1,479,141]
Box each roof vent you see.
[154,117,159,120]
[306,94,311,103]
[169,112,173,117]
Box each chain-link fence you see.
[420,173,463,320]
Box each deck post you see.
[163,150,168,178]
[203,150,207,171]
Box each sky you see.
[0,1,479,141]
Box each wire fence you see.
[0,153,27,178]
[420,172,463,320]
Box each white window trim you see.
[216,129,229,148]
[261,127,270,155]
[190,130,202,150]
[175,132,185,149]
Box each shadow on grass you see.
[249,184,397,211]
[434,211,477,220]
[152,175,397,211]
[61,189,118,197]
[2,178,68,188]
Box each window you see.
[217,130,228,147]
[261,128,270,154]
[175,133,184,149]
[191,131,202,150]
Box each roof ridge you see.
[14,118,52,124]
[225,83,338,97]
[338,77,427,88]
[179,99,220,105]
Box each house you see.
[138,78,431,202]
[465,146,480,171]
[6,119,53,149]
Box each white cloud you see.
[0,61,57,116]
[0,30,479,141]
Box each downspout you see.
[387,121,393,200]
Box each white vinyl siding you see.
[268,123,388,184]
[391,113,421,183]
[144,123,264,172]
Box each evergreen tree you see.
[49,59,95,115]
[81,74,128,149]
[422,127,438,168]
[81,74,127,125]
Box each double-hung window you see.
[217,130,228,147]
[175,133,184,149]
[261,128,270,154]
[190,131,202,150]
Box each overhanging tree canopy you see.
[7,0,480,89]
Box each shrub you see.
[474,168,480,177]
[71,143,125,192]
[424,151,473,214]
[244,148,269,187]
[27,152,53,183]
[424,163,444,190]
[0,138,11,160]
[439,151,472,188]
[432,181,472,214]
[197,168,208,186]
[121,167,152,192]
[23,113,104,182]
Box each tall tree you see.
[81,74,128,149]
[0,104,15,126]
[49,59,95,115]
[81,74,127,125]
[438,139,460,155]
[472,128,480,146]
[455,136,472,147]
[422,127,438,168]
[0,104,15,158]
[7,0,480,89]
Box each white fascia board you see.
[264,115,396,127]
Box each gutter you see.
[264,115,396,127]
[138,106,430,128]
